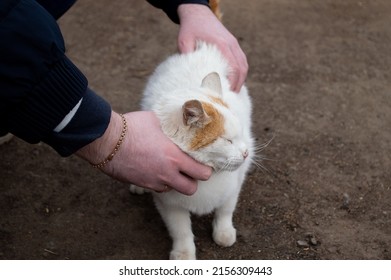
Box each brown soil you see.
[1,0,390,260]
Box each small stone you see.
[304,232,319,246]
[297,240,309,248]
[305,232,314,238]
[341,193,350,210]
[309,237,318,246]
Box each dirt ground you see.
[1,0,390,260]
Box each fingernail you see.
[184,184,197,196]
[203,167,212,180]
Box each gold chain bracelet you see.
[91,114,127,169]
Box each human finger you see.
[218,42,241,92]
[231,44,248,92]
[168,173,198,196]
[177,152,212,182]
[155,184,172,193]
[226,39,248,92]
[177,35,196,54]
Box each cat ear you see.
[182,100,211,128]
[201,72,222,95]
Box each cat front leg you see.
[212,193,239,247]
[154,197,196,260]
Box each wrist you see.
[76,111,123,166]
[177,3,212,22]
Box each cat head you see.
[176,72,249,171]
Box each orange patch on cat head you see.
[189,102,225,150]
[208,95,228,108]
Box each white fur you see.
[130,42,254,260]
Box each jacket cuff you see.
[147,0,210,24]
[43,88,111,157]
[35,0,77,19]
[9,55,88,144]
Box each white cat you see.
[130,42,254,260]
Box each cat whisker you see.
[253,135,275,152]
[215,166,224,174]
[214,157,243,173]
[250,157,274,175]
[252,154,276,162]
[214,161,228,174]
[223,158,234,171]
[249,136,277,176]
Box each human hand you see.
[177,4,248,93]
[76,111,211,195]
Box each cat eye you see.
[225,139,233,144]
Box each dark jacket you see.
[147,0,209,23]
[0,0,209,156]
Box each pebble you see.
[305,232,314,238]
[297,240,309,248]
[297,232,320,248]
[309,237,318,246]
[341,193,350,209]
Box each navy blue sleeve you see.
[0,0,111,156]
[44,88,111,156]
[35,0,77,19]
[147,0,210,23]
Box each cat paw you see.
[169,250,196,260]
[129,184,148,195]
[213,226,237,247]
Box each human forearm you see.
[0,0,90,148]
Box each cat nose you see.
[242,149,249,159]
